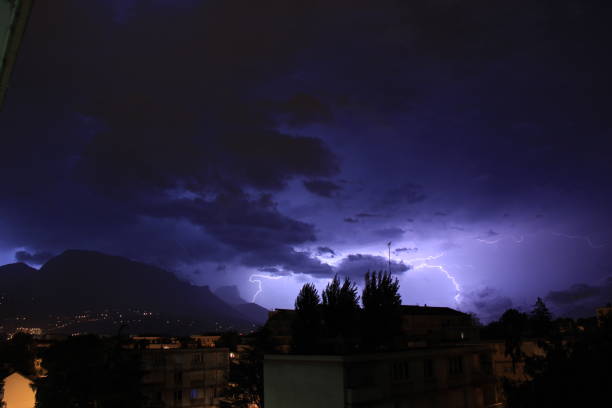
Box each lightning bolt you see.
[405,253,462,303]
[476,235,524,245]
[552,232,607,249]
[248,274,285,302]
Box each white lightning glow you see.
[405,253,462,303]
[476,234,524,245]
[553,232,607,249]
[476,238,501,244]
[248,274,285,302]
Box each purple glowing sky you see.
[1,0,611,321]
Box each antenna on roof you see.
[387,241,392,273]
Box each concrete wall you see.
[264,355,345,408]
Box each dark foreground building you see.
[264,305,501,408]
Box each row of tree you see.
[292,271,402,353]
[480,298,612,407]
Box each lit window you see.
[190,389,198,399]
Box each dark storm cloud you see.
[258,267,282,274]
[316,246,336,257]
[0,0,343,277]
[547,283,603,305]
[545,278,612,317]
[144,192,316,251]
[14,250,55,265]
[381,184,426,207]
[242,248,332,277]
[335,254,409,279]
[1,0,612,304]
[356,213,379,218]
[461,287,514,323]
[276,93,333,126]
[394,247,418,255]
[373,227,405,239]
[303,180,342,198]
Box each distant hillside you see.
[215,285,246,305]
[0,250,257,333]
[215,285,270,325]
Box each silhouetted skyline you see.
[1,1,611,321]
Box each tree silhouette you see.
[504,311,612,407]
[500,309,528,372]
[0,333,36,399]
[34,335,143,408]
[221,327,272,408]
[529,297,552,340]
[322,275,360,351]
[361,270,402,351]
[292,283,321,353]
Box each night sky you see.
[1,0,611,321]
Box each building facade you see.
[265,346,501,408]
[140,347,229,408]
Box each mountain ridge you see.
[0,250,264,333]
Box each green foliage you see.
[361,270,402,351]
[34,335,143,408]
[292,283,321,353]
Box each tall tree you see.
[321,275,360,351]
[500,308,528,372]
[292,283,321,353]
[529,297,552,340]
[361,270,402,351]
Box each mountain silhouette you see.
[215,285,247,305]
[0,250,260,333]
[214,285,269,325]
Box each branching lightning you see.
[249,274,285,302]
[405,253,462,303]
[552,232,607,249]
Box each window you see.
[449,356,463,375]
[392,360,411,382]
[174,390,182,402]
[480,354,492,374]
[192,353,203,365]
[190,389,199,399]
[152,353,165,367]
[174,371,183,384]
[423,359,434,378]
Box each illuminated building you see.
[1,372,35,408]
